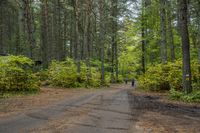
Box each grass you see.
[0,90,39,99]
[169,89,200,103]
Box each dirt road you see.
[0,85,200,133]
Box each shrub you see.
[88,67,101,87]
[137,64,171,91]
[167,60,182,90]
[0,55,39,92]
[170,89,200,103]
[117,75,124,83]
[191,60,200,89]
[48,58,78,87]
[104,72,111,86]
[34,70,49,86]
[48,58,102,88]
[79,61,87,84]
[137,59,199,92]
[137,60,180,91]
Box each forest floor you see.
[0,84,200,133]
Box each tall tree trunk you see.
[75,0,81,73]
[99,0,105,84]
[63,12,67,59]
[15,9,21,55]
[41,0,49,68]
[23,0,35,58]
[179,0,192,93]
[167,0,175,62]
[0,4,3,54]
[141,27,146,73]
[160,0,167,64]
[69,0,74,58]
[197,1,200,84]
[141,0,147,74]
[57,0,63,61]
[111,0,118,82]
[48,4,54,62]
[83,0,92,84]
[198,20,200,85]
[52,0,58,60]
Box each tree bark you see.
[15,9,21,55]
[83,0,92,84]
[0,4,3,54]
[99,0,105,84]
[141,0,147,74]
[41,0,49,68]
[23,0,35,58]
[75,0,81,73]
[197,1,200,83]
[167,0,175,62]
[179,0,192,93]
[160,0,167,64]
[111,0,118,82]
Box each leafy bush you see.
[191,60,200,89]
[0,56,39,92]
[104,72,111,86]
[138,59,199,91]
[138,63,171,91]
[48,58,78,87]
[88,67,101,87]
[48,58,102,88]
[34,70,49,86]
[117,75,124,83]
[170,89,200,103]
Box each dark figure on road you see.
[125,77,128,84]
[132,79,135,87]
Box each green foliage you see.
[191,60,200,89]
[118,45,141,80]
[34,70,49,86]
[137,60,199,91]
[117,75,124,83]
[48,58,102,88]
[88,67,101,87]
[48,58,78,87]
[79,61,101,87]
[138,63,171,91]
[103,72,111,86]
[0,56,39,92]
[170,89,200,103]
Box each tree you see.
[99,0,105,84]
[179,0,192,93]
[83,0,92,83]
[40,0,49,68]
[160,0,167,64]
[166,0,175,62]
[111,0,119,82]
[141,0,150,74]
[22,0,35,58]
[74,0,81,73]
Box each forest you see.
[0,0,200,102]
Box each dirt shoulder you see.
[131,89,200,108]
[129,89,200,133]
[0,87,96,118]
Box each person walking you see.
[125,77,128,84]
[131,79,135,87]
